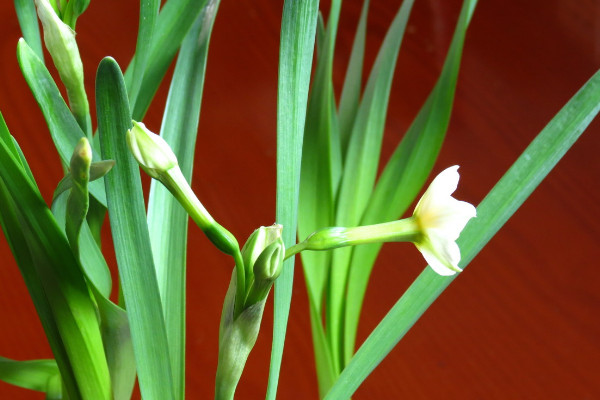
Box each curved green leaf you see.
[0,357,58,393]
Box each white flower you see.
[412,166,476,276]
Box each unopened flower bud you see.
[35,0,90,135]
[127,120,240,258]
[126,121,178,181]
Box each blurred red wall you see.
[0,0,599,398]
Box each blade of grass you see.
[326,66,600,400]
[297,0,342,391]
[0,357,58,393]
[343,0,478,364]
[147,2,220,399]
[13,0,44,62]
[298,0,341,325]
[126,0,209,120]
[337,0,369,158]
[267,0,320,398]
[16,39,107,206]
[96,57,174,400]
[328,0,415,370]
[128,0,160,106]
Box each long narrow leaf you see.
[126,0,209,120]
[16,39,107,206]
[96,57,174,400]
[13,0,44,61]
[267,0,320,398]
[147,2,220,399]
[343,0,478,363]
[128,0,160,106]
[326,67,600,400]
[328,0,415,369]
[298,0,342,322]
[337,0,369,156]
[297,0,342,390]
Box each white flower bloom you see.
[412,166,476,276]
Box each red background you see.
[1,0,599,398]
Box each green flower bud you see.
[240,225,282,283]
[53,159,115,203]
[69,137,92,184]
[126,121,178,181]
[215,225,284,399]
[216,272,267,400]
[245,238,284,307]
[127,120,240,257]
[66,137,91,253]
[61,0,91,28]
[35,0,90,135]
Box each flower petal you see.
[416,234,462,276]
[425,198,477,240]
[413,165,460,218]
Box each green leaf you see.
[0,112,27,172]
[146,3,220,399]
[96,57,174,400]
[267,0,320,398]
[325,66,600,400]
[337,0,369,157]
[16,38,107,206]
[13,0,44,61]
[298,0,341,322]
[128,0,160,106]
[0,136,111,400]
[126,0,209,120]
[297,0,342,389]
[96,296,136,400]
[0,357,59,393]
[328,0,415,370]
[342,0,477,364]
